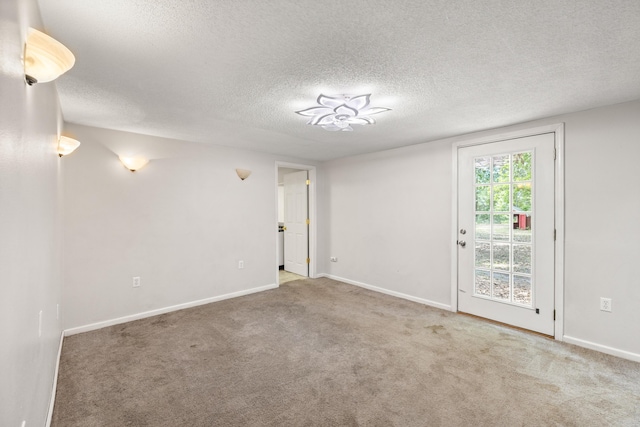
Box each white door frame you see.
[450,123,565,340]
[275,161,317,285]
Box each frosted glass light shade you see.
[295,94,391,132]
[57,136,81,157]
[25,28,75,85]
[236,169,251,180]
[119,156,149,172]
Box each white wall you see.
[0,0,64,425]
[62,123,314,331]
[319,100,640,358]
[560,101,640,357]
[278,185,284,223]
[318,140,453,307]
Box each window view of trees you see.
[474,152,532,213]
[512,152,532,212]
[473,151,534,306]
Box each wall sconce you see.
[236,169,251,180]
[119,156,149,172]
[24,28,75,85]
[57,136,80,157]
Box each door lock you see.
[458,240,466,247]
[459,229,466,235]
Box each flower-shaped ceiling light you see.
[295,94,390,132]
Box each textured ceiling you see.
[38,0,640,161]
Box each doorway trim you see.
[275,161,317,285]
[450,123,565,340]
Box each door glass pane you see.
[513,244,531,274]
[513,183,531,212]
[475,214,490,240]
[475,269,490,296]
[475,186,490,211]
[493,244,510,271]
[513,152,532,182]
[475,157,490,184]
[492,272,510,300]
[492,155,510,183]
[513,275,532,306]
[492,214,510,241]
[513,213,532,243]
[470,150,536,308]
[493,184,510,211]
[475,242,491,268]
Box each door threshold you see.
[457,311,554,339]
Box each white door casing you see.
[457,132,555,335]
[284,170,309,276]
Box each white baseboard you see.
[46,331,64,427]
[64,284,278,336]
[563,335,640,363]
[319,274,451,311]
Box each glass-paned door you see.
[473,151,533,306]
[458,133,555,335]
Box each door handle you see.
[458,240,466,247]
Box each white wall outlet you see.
[330,257,338,262]
[238,260,244,269]
[133,276,141,288]
[600,297,612,312]
[21,421,26,427]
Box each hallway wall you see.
[61,124,315,331]
[0,0,64,425]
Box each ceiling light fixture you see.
[119,156,149,172]
[295,94,390,132]
[57,136,81,157]
[24,28,75,85]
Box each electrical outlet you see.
[133,276,141,288]
[600,297,612,312]
[21,421,26,427]
[238,260,244,269]
[330,257,338,262]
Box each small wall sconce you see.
[119,156,149,172]
[24,28,75,85]
[236,169,251,180]
[57,136,81,157]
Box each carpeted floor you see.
[52,277,640,426]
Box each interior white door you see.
[457,133,555,335]
[284,170,309,276]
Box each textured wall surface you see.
[0,0,64,425]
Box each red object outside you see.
[518,214,527,229]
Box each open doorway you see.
[276,162,317,285]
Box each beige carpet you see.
[52,277,640,426]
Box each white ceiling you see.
[39,0,640,161]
